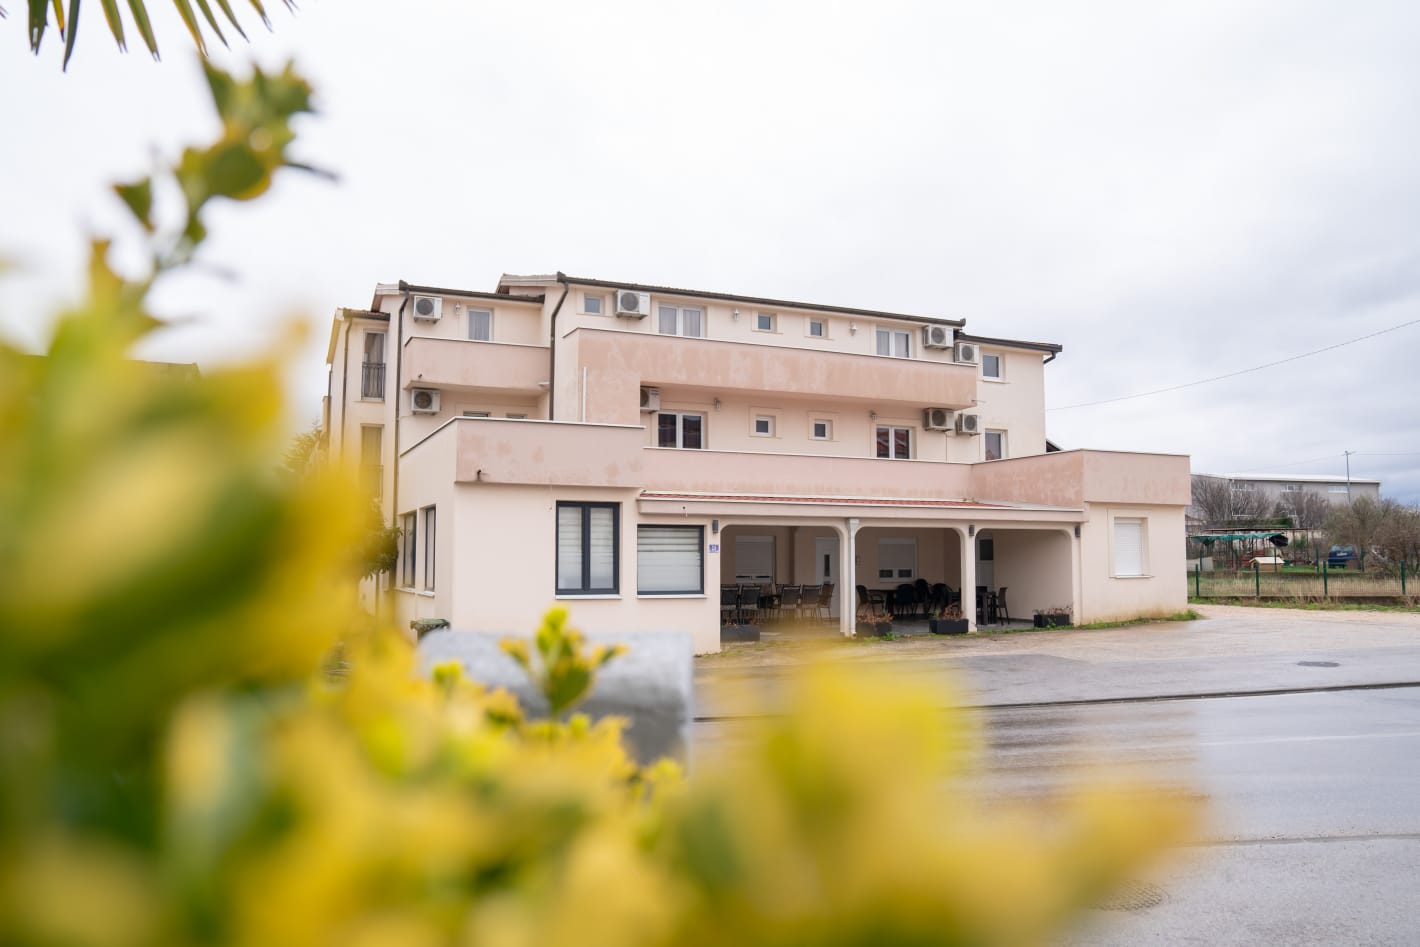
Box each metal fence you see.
[1191,563,1412,600]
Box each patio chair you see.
[996,587,1010,623]
[814,582,835,622]
[894,583,919,620]
[914,578,930,608]
[779,584,803,620]
[798,585,821,622]
[738,585,761,625]
[928,583,950,616]
[857,584,885,618]
[760,583,782,621]
[720,585,740,624]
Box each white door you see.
[814,537,839,617]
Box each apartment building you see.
[324,274,1190,653]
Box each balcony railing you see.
[361,362,386,400]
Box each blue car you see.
[1327,545,1358,568]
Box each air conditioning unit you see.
[639,386,661,413]
[922,324,953,349]
[923,407,955,431]
[411,295,442,321]
[956,411,982,435]
[954,341,979,365]
[411,387,441,414]
[615,290,651,319]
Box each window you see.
[753,415,775,437]
[401,512,417,587]
[979,537,994,561]
[734,535,775,584]
[657,412,704,449]
[808,319,826,338]
[984,429,1006,461]
[361,331,386,399]
[657,304,703,338]
[556,502,619,595]
[812,419,832,440]
[583,293,603,315]
[1328,485,1349,494]
[468,308,493,342]
[982,353,1002,379]
[876,327,911,358]
[1113,518,1146,577]
[422,506,437,591]
[637,525,704,595]
[876,425,912,459]
[878,538,916,580]
[506,413,528,419]
[359,425,383,496]
[755,312,776,332]
[463,411,490,418]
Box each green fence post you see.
[1195,561,1201,598]
[1322,559,1328,599]
[1403,560,1407,597]
[1254,559,1261,598]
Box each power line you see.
[1047,316,1420,412]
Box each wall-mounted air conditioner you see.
[411,387,441,414]
[922,324,953,349]
[923,407,955,431]
[956,411,981,435]
[639,386,661,413]
[615,290,651,319]
[953,341,979,365]
[411,295,443,321]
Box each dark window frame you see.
[555,501,621,595]
[636,524,705,596]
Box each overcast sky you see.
[4,0,1418,501]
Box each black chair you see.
[760,584,782,621]
[738,584,761,625]
[798,586,822,622]
[928,583,950,616]
[914,578,930,609]
[720,585,739,624]
[780,584,803,620]
[996,587,1010,623]
[894,583,919,620]
[857,584,885,618]
[814,582,835,622]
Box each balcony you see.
[402,337,547,394]
[572,328,977,425]
[640,446,975,501]
[361,362,386,400]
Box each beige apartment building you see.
[324,274,1190,653]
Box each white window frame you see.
[656,412,705,450]
[506,413,528,419]
[400,511,417,588]
[755,312,776,332]
[876,425,912,460]
[468,308,493,342]
[556,501,620,595]
[463,411,491,418]
[1328,485,1349,494]
[982,351,1003,380]
[582,293,604,315]
[878,538,917,581]
[875,327,912,358]
[637,525,704,595]
[657,304,704,338]
[1112,517,1147,578]
[752,415,775,437]
[984,429,1007,461]
[807,318,826,339]
[422,505,437,591]
[811,418,833,440]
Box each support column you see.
[961,526,977,632]
[842,518,860,637]
[1070,523,1084,625]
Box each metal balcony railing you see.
[361,362,386,400]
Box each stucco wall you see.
[972,346,1048,459]
[1078,503,1187,622]
[989,528,1075,621]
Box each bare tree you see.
[1191,474,1270,527]
[1325,496,1388,570]
[1374,500,1420,574]
[1275,490,1331,530]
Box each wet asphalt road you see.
[692,607,1420,945]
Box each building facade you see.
[324,274,1190,653]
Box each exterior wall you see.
[972,346,1048,459]
[990,528,1074,620]
[1078,503,1187,622]
[1229,477,1381,508]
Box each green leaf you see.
[61,0,79,69]
[28,0,47,52]
[98,0,124,51]
[125,0,157,58]
[192,0,228,49]
[204,142,266,199]
[244,0,270,29]
[170,0,207,55]
[114,177,154,231]
[211,0,246,41]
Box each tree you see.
[1190,474,1271,528]
[1275,489,1331,531]
[14,0,293,69]
[1325,495,1388,570]
[1373,500,1420,574]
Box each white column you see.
[842,518,860,637]
[961,527,977,631]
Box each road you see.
[691,605,1420,945]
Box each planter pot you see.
[930,618,969,635]
[857,621,893,638]
[1034,614,1071,628]
[720,624,760,643]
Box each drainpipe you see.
[1043,351,1058,365]
[391,289,410,529]
[547,272,571,420]
[337,315,353,455]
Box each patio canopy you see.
[1188,532,1289,546]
